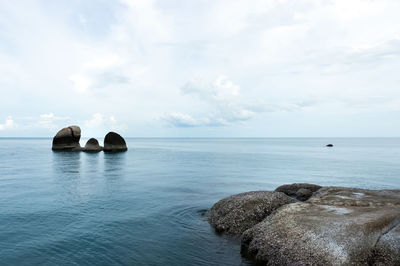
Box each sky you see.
[0,0,400,137]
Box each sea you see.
[0,138,399,265]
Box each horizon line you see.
[0,136,400,139]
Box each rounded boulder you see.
[83,138,103,152]
[207,191,295,235]
[103,132,127,152]
[52,126,81,151]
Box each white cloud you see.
[40,113,55,119]
[69,74,92,94]
[84,113,120,129]
[163,76,267,127]
[163,113,205,127]
[35,113,71,130]
[0,117,15,131]
[1,0,400,136]
[163,74,323,127]
[85,113,105,128]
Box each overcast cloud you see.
[0,0,400,137]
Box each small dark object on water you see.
[326,144,333,147]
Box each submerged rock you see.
[207,191,295,235]
[240,187,400,265]
[103,132,127,152]
[83,138,102,152]
[52,126,81,151]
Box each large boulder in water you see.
[207,191,295,235]
[103,132,127,152]
[52,126,81,151]
[83,138,102,152]
[241,187,400,265]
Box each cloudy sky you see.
[1,0,400,137]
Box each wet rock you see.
[207,191,295,235]
[296,188,312,201]
[103,132,127,152]
[275,183,322,197]
[83,138,102,152]
[326,144,333,147]
[241,187,400,265]
[52,126,81,151]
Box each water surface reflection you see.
[104,152,126,177]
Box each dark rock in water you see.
[103,132,127,152]
[83,138,103,152]
[275,183,322,197]
[240,187,400,265]
[207,191,295,235]
[52,126,81,151]
[296,188,312,201]
[326,144,333,147]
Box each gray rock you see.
[83,138,103,152]
[241,187,400,265]
[207,191,295,235]
[103,132,127,152]
[308,187,400,207]
[296,188,312,201]
[373,223,400,265]
[275,183,322,197]
[52,126,81,151]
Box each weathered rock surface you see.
[373,223,400,265]
[207,191,295,235]
[241,187,400,265]
[52,126,81,151]
[275,183,322,201]
[83,138,103,152]
[103,132,127,152]
[296,188,312,201]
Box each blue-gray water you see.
[1,138,399,265]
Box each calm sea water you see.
[0,138,399,265]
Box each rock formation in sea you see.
[52,126,127,152]
[52,126,81,151]
[208,184,400,265]
[83,138,103,152]
[326,144,334,147]
[103,132,128,152]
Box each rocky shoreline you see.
[207,184,400,265]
